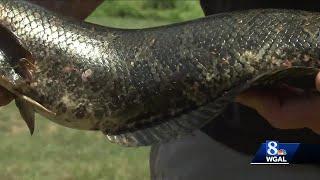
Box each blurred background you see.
[0,0,203,179]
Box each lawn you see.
[0,1,203,179]
[0,103,149,180]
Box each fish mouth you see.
[0,24,56,135]
[0,24,35,82]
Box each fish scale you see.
[0,0,319,146]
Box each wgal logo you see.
[265,141,288,164]
[251,140,299,165]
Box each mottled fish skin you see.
[0,0,320,145]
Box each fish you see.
[0,0,320,146]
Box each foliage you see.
[89,0,203,22]
[143,0,177,9]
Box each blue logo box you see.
[251,141,320,165]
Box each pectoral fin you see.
[15,98,35,135]
[0,76,56,117]
[0,76,56,134]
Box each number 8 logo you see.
[267,141,278,156]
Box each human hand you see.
[235,73,320,134]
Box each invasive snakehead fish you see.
[0,0,319,146]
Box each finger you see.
[236,90,320,132]
[269,95,320,131]
[315,72,320,92]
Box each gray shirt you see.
[150,104,320,180]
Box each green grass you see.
[89,0,203,23]
[0,1,204,179]
[0,103,150,180]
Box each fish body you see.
[0,0,320,146]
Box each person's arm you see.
[200,0,320,16]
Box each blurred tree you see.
[89,0,203,23]
[143,0,177,9]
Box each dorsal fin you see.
[28,0,104,20]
